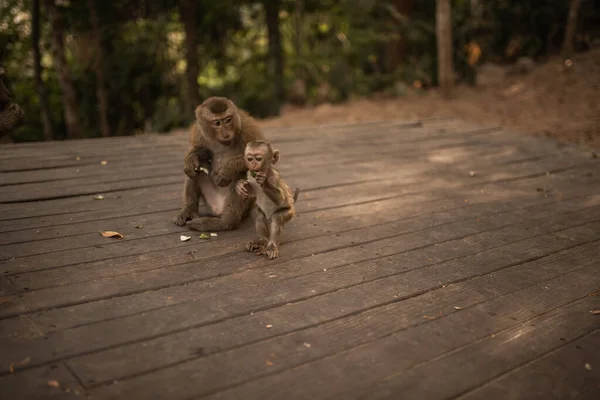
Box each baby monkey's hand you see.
[236,179,250,199]
[254,171,267,187]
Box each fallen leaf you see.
[199,233,210,239]
[265,360,274,366]
[93,195,104,200]
[469,171,476,177]
[100,160,108,165]
[75,156,81,160]
[210,233,218,237]
[134,225,143,229]
[303,343,312,348]
[590,310,600,315]
[180,235,191,242]
[8,357,31,373]
[423,315,435,319]
[585,363,592,370]
[47,380,60,388]
[101,231,123,239]
[265,324,273,329]
[454,306,462,310]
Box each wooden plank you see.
[2,177,598,309]
[0,363,84,399]
[82,258,600,399]
[1,118,599,400]
[0,127,506,202]
[3,152,597,260]
[181,274,599,400]
[456,329,600,400]
[1,217,598,376]
[356,302,600,400]
[69,242,600,390]
[6,180,591,295]
[2,146,597,261]
[1,196,594,315]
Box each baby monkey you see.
[236,140,299,259]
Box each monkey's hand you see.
[235,179,250,199]
[254,171,267,187]
[183,147,212,179]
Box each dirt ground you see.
[259,48,600,149]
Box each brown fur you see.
[236,140,297,259]
[174,96,265,232]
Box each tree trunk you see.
[43,0,82,138]
[32,0,54,140]
[436,0,453,99]
[180,0,201,117]
[265,0,285,105]
[385,0,415,73]
[294,0,303,68]
[562,0,581,58]
[87,0,110,137]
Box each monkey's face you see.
[210,115,236,145]
[245,147,268,172]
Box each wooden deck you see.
[0,118,599,400]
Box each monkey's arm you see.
[262,173,288,206]
[212,154,246,187]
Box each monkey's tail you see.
[293,187,300,203]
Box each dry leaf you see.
[303,343,312,348]
[100,160,108,165]
[180,235,191,242]
[101,231,123,239]
[8,357,31,373]
[265,324,273,329]
[47,380,60,388]
[265,360,274,366]
[590,310,600,315]
[93,195,104,200]
[469,171,476,177]
[585,363,592,370]
[210,233,218,237]
[134,225,143,229]
[75,156,81,160]
[454,306,462,310]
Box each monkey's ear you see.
[194,105,203,120]
[272,150,280,164]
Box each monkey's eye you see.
[246,157,253,162]
[255,156,263,162]
[214,121,221,127]
[225,117,232,124]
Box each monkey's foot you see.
[174,209,200,226]
[245,240,265,252]
[261,243,279,260]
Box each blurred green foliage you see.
[0,0,598,142]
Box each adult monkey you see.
[174,96,265,231]
[0,67,25,139]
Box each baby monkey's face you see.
[245,145,269,173]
